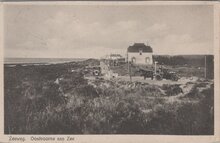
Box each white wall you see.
[128,52,153,65]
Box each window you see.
[139,49,143,55]
[131,57,136,63]
[145,57,150,63]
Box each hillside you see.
[4,60,214,134]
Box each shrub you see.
[162,84,183,96]
[144,99,214,135]
[110,99,147,134]
[145,106,177,134]
[184,83,207,99]
[196,82,208,88]
[4,64,214,135]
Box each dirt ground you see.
[85,75,199,86]
[116,76,199,86]
[85,75,213,105]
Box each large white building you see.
[127,43,153,65]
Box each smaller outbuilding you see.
[100,54,125,67]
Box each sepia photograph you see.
[2,2,217,136]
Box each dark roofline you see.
[127,43,153,53]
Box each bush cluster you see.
[4,65,214,134]
[162,84,183,96]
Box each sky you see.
[4,4,214,58]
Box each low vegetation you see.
[4,62,214,134]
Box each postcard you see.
[0,1,219,143]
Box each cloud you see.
[152,34,212,55]
[148,23,169,34]
[4,5,213,58]
[116,20,138,30]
